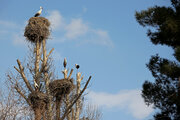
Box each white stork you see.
[34,6,43,17]
[34,80,39,89]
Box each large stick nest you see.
[49,78,74,100]
[24,17,50,43]
[28,91,48,109]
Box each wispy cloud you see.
[0,20,19,29]
[85,29,114,47]
[47,10,114,47]
[52,50,63,61]
[0,30,8,34]
[0,20,26,46]
[12,34,27,46]
[87,89,153,119]
[65,18,88,39]
[47,10,65,30]
[0,10,114,47]
[82,7,87,13]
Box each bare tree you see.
[4,16,99,120]
[0,83,34,120]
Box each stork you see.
[75,64,80,69]
[34,6,43,17]
[63,57,67,68]
[34,80,39,90]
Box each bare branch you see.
[14,66,21,73]
[47,48,54,59]
[68,69,74,80]
[14,86,31,106]
[61,76,92,120]
[16,59,33,92]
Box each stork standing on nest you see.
[34,6,43,17]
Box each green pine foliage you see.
[135,0,180,119]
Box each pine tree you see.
[135,0,180,119]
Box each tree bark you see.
[66,95,71,120]
[75,72,83,120]
[42,39,53,120]
[34,108,41,120]
[35,39,41,85]
[56,100,61,120]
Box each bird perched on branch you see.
[34,6,43,17]
[34,80,39,90]
[75,64,80,69]
[63,58,67,68]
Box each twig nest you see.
[28,91,48,109]
[49,78,74,100]
[24,17,50,43]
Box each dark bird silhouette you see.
[63,58,67,68]
[75,64,80,69]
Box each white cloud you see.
[87,89,153,120]
[52,50,63,61]
[0,19,27,46]
[0,20,19,28]
[45,10,114,47]
[65,18,88,39]
[82,7,87,13]
[13,34,27,46]
[88,29,114,47]
[0,30,8,35]
[0,10,113,48]
[47,10,65,30]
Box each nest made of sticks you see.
[24,17,50,43]
[49,78,74,99]
[28,91,48,109]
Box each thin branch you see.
[14,66,21,73]
[68,69,74,80]
[36,62,46,81]
[62,69,68,79]
[80,76,84,81]
[47,48,54,59]
[16,59,33,92]
[61,76,92,120]
[14,86,31,106]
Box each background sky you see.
[0,0,174,120]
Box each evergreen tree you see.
[135,0,180,119]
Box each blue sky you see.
[0,0,174,120]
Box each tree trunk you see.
[66,95,71,120]
[35,39,41,85]
[34,108,41,120]
[75,72,81,120]
[56,99,61,120]
[42,39,52,120]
